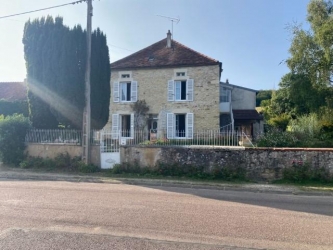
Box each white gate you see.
[99,130,120,169]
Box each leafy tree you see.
[0,100,28,117]
[287,0,333,86]
[256,90,272,107]
[0,114,31,165]
[23,16,110,129]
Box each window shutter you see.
[130,113,134,138]
[186,113,194,139]
[113,82,119,102]
[111,114,119,139]
[167,113,174,139]
[131,81,138,102]
[187,79,194,101]
[167,80,174,101]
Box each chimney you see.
[166,30,172,48]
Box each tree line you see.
[257,0,333,147]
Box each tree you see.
[23,16,110,129]
[256,90,272,107]
[287,0,333,86]
[131,100,150,130]
[0,114,31,165]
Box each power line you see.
[0,0,87,19]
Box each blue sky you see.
[0,0,310,90]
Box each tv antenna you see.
[156,14,180,39]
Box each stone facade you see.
[107,65,221,132]
[121,146,333,182]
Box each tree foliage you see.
[23,16,110,129]
[0,114,31,165]
[287,0,333,85]
[256,90,272,107]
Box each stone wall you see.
[26,144,100,167]
[107,65,221,131]
[121,146,333,182]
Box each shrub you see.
[110,162,246,181]
[18,154,99,173]
[0,114,31,165]
[256,128,299,147]
[283,161,332,183]
[289,113,321,138]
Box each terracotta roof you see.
[233,109,263,120]
[111,38,220,70]
[0,82,27,102]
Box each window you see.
[167,113,193,139]
[121,115,131,137]
[220,87,230,102]
[111,114,134,139]
[121,82,131,101]
[121,74,130,78]
[113,81,137,103]
[175,81,187,100]
[175,114,186,137]
[168,79,194,101]
[176,72,185,77]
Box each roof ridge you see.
[172,40,219,63]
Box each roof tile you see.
[0,82,27,102]
[111,38,220,70]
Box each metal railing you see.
[26,128,255,148]
[98,129,254,151]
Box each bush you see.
[110,162,246,181]
[282,161,332,183]
[0,114,31,165]
[256,128,299,147]
[19,154,100,173]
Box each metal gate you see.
[99,130,120,169]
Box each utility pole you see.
[82,0,92,164]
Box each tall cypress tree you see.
[22,16,110,129]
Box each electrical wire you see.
[0,0,87,19]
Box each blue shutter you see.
[131,81,138,102]
[112,114,119,139]
[167,113,174,139]
[130,113,134,138]
[186,113,194,139]
[187,79,194,101]
[113,82,119,102]
[168,80,174,101]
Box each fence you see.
[99,129,254,150]
[25,129,100,145]
[25,129,254,148]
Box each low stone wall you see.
[121,146,333,181]
[26,144,100,167]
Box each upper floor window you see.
[176,72,186,77]
[121,82,131,101]
[168,79,194,102]
[220,87,230,102]
[121,74,130,78]
[113,81,137,103]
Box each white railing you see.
[26,128,255,148]
[98,129,254,149]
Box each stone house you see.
[107,31,262,139]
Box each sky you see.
[0,0,311,90]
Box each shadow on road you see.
[135,184,333,217]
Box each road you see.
[0,180,332,250]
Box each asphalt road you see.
[0,181,332,250]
